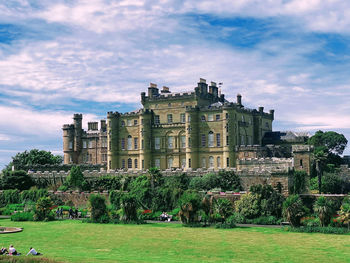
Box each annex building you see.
[63,78,275,171]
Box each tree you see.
[235,193,260,219]
[178,190,202,224]
[34,197,54,221]
[66,166,85,190]
[314,196,333,227]
[308,130,348,155]
[314,150,327,194]
[282,195,306,227]
[218,171,242,192]
[89,194,109,223]
[215,198,233,222]
[3,149,63,172]
[1,170,35,190]
[291,170,307,194]
[120,193,139,222]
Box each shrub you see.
[0,190,20,207]
[1,170,35,191]
[215,215,237,229]
[11,211,34,221]
[20,189,48,203]
[178,190,202,224]
[66,166,85,190]
[89,194,109,223]
[34,197,54,221]
[109,190,123,210]
[128,176,153,209]
[247,216,281,225]
[214,198,234,222]
[322,173,344,194]
[314,196,333,227]
[120,193,139,222]
[282,195,307,227]
[235,193,260,219]
[218,171,242,192]
[338,197,350,229]
[291,170,307,194]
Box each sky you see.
[1,0,350,169]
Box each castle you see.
[63,78,278,170]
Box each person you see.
[69,208,73,219]
[9,245,19,255]
[56,207,60,218]
[0,247,8,255]
[26,247,41,256]
[75,208,79,219]
[60,207,63,219]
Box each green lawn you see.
[1,219,350,263]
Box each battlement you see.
[73,113,82,119]
[292,145,313,153]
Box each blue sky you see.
[1,0,350,169]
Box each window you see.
[188,137,191,148]
[128,158,132,169]
[69,155,72,163]
[181,136,186,148]
[121,138,125,150]
[109,160,111,169]
[155,137,160,150]
[226,136,229,146]
[69,141,73,150]
[226,113,229,119]
[226,124,229,132]
[226,157,229,167]
[188,115,191,122]
[180,113,185,123]
[201,115,206,122]
[188,158,191,168]
[242,115,245,122]
[102,139,107,148]
[109,141,111,150]
[122,159,125,169]
[241,135,245,145]
[216,133,221,147]
[127,119,132,126]
[141,119,144,125]
[167,158,173,169]
[142,139,144,149]
[208,131,214,147]
[88,140,93,148]
[121,121,125,127]
[83,141,87,148]
[201,134,206,147]
[155,158,160,168]
[209,156,214,168]
[300,159,303,167]
[127,135,132,150]
[265,122,269,128]
[181,158,186,168]
[134,137,138,149]
[89,154,92,162]
[168,136,173,149]
[217,156,221,168]
[202,157,206,168]
[134,119,138,126]
[216,114,220,121]
[167,114,173,124]
[142,159,145,169]
[154,115,160,124]
[208,114,213,121]
[134,159,138,169]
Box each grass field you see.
[1,219,350,263]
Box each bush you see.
[282,195,307,227]
[90,176,121,191]
[338,197,350,229]
[120,193,139,222]
[89,194,109,223]
[109,190,124,210]
[20,189,48,203]
[34,197,54,221]
[291,170,307,194]
[11,211,34,221]
[1,170,35,191]
[301,217,320,227]
[0,190,20,207]
[322,173,344,194]
[178,190,202,224]
[214,198,234,222]
[66,166,85,190]
[314,196,333,227]
[247,216,281,225]
[284,226,350,234]
[218,171,242,192]
[235,193,260,219]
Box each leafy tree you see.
[321,173,344,194]
[308,130,347,155]
[215,198,233,222]
[128,175,153,209]
[235,193,260,219]
[120,193,139,222]
[291,170,307,194]
[314,196,333,227]
[218,171,242,192]
[34,196,54,221]
[282,195,307,227]
[66,166,85,190]
[147,167,162,190]
[1,170,35,190]
[3,149,63,172]
[178,190,202,224]
[89,194,109,223]
[314,150,328,194]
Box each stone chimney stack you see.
[148,83,159,98]
[237,94,242,106]
[197,78,208,94]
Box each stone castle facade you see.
[63,79,275,170]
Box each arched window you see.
[127,135,132,150]
[127,158,132,169]
[209,156,214,168]
[208,131,214,147]
[122,159,125,169]
[168,136,173,149]
[167,158,173,169]
[134,159,138,169]
[201,115,206,122]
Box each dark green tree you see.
[89,194,109,223]
[34,196,54,221]
[66,166,85,190]
[1,170,35,190]
[308,130,347,155]
[282,195,307,227]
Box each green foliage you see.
[34,197,54,221]
[120,193,139,222]
[314,196,334,227]
[1,170,34,190]
[214,198,233,222]
[308,130,348,155]
[282,195,307,227]
[66,166,85,190]
[338,197,350,229]
[11,211,34,221]
[109,190,124,210]
[0,189,20,207]
[321,173,344,194]
[284,226,350,234]
[215,215,237,229]
[20,189,48,203]
[178,190,202,224]
[3,149,63,173]
[291,170,307,194]
[90,176,121,191]
[218,171,242,192]
[89,194,109,223]
[128,175,153,209]
[235,193,260,219]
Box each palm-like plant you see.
[339,201,350,229]
[282,195,305,227]
[314,196,333,227]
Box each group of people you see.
[55,207,80,219]
[0,245,41,256]
[160,212,172,222]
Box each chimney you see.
[259,107,264,113]
[88,122,98,131]
[209,82,218,97]
[148,83,159,98]
[100,120,107,131]
[161,86,170,93]
[269,109,275,119]
[197,78,208,94]
[237,94,242,106]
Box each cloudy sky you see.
[1,0,350,169]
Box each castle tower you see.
[107,112,120,170]
[185,107,199,169]
[139,109,152,169]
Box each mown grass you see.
[0,219,350,263]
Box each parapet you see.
[292,145,313,153]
